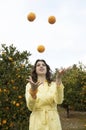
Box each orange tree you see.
[0,44,32,129]
[62,64,86,117]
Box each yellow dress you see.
[25,81,64,130]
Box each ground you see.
[58,107,86,130]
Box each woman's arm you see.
[54,69,65,104]
[54,83,64,104]
[25,83,37,111]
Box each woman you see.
[25,59,64,130]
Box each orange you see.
[2,119,7,124]
[27,12,36,22]
[16,103,20,107]
[48,16,56,24]
[18,95,22,99]
[37,45,45,53]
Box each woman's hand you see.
[56,68,65,78]
[26,76,42,90]
[56,67,70,86]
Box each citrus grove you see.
[0,44,86,129]
[54,64,86,117]
[0,44,32,129]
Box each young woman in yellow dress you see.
[25,59,64,130]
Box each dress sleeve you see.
[25,83,36,111]
[54,82,64,104]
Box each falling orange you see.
[37,45,45,53]
[27,12,36,22]
[48,16,56,24]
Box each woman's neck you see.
[38,76,46,83]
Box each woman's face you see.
[36,61,47,75]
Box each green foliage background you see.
[0,44,32,129]
[62,64,86,111]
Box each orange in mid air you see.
[37,45,45,53]
[48,16,56,24]
[27,12,36,22]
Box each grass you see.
[58,107,86,130]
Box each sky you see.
[0,0,86,71]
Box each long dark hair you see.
[31,59,52,84]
